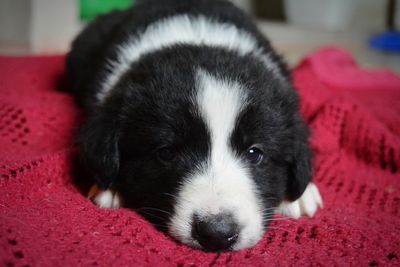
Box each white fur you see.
[168,70,264,250]
[97,15,281,102]
[276,183,323,219]
[88,184,121,209]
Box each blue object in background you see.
[369,31,400,53]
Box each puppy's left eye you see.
[157,147,177,162]
[245,147,264,164]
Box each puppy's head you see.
[79,49,312,251]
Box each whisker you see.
[136,207,172,216]
[136,210,168,221]
[261,207,276,211]
[266,217,297,222]
[262,212,277,217]
[262,210,278,214]
[163,192,195,205]
[267,226,294,232]
[262,197,280,201]
[266,215,297,221]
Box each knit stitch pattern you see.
[1,48,399,266]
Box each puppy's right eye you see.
[245,146,264,164]
[157,147,176,162]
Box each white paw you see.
[276,182,323,219]
[87,184,122,209]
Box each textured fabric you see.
[1,48,400,266]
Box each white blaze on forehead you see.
[97,14,281,102]
[168,70,265,250]
[196,70,247,161]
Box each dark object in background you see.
[253,0,286,21]
[387,0,397,30]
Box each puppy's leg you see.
[276,182,323,219]
[88,184,122,209]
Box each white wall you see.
[0,0,31,47]
[0,0,80,54]
[30,0,80,53]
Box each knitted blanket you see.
[1,48,399,266]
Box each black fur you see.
[66,0,312,248]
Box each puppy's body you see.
[67,0,322,251]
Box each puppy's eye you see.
[157,147,176,162]
[245,147,264,164]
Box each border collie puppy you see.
[66,0,323,252]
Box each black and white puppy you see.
[66,0,322,252]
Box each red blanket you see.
[1,48,400,266]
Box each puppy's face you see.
[80,49,311,251]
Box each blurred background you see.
[0,0,399,72]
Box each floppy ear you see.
[286,120,313,201]
[77,110,121,189]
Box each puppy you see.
[66,0,322,252]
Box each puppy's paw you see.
[276,182,323,219]
[88,184,121,209]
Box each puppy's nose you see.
[192,213,239,251]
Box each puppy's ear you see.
[286,120,313,201]
[77,110,121,189]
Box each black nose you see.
[192,213,239,251]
